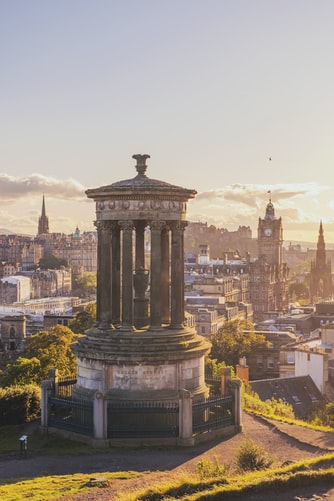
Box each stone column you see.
[178,389,194,445]
[161,226,170,324]
[135,221,146,269]
[229,379,243,432]
[149,220,165,329]
[95,221,112,326]
[111,222,121,326]
[119,220,134,330]
[40,379,53,430]
[170,221,187,328]
[93,391,106,440]
[221,367,232,396]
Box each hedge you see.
[0,384,41,425]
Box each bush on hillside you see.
[242,382,295,419]
[236,438,273,472]
[0,384,41,425]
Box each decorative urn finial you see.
[132,154,150,176]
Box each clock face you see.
[264,228,272,237]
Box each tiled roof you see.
[250,375,325,419]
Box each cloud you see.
[0,173,86,204]
[195,182,329,209]
[188,182,334,243]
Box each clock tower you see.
[258,197,283,266]
[250,196,289,322]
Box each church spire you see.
[315,220,326,268]
[38,195,49,235]
[310,221,332,301]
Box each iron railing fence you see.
[107,400,179,438]
[48,377,234,438]
[192,394,233,435]
[57,377,77,397]
[49,396,93,436]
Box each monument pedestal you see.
[72,324,211,403]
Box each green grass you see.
[0,424,100,455]
[114,454,334,500]
[0,471,140,501]
[2,411,334,500]
[245,408,334,433]
[1,452,331,501]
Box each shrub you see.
[196,455,226,479]
[0,384,41,425]
[236,438,273,472]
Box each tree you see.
[0,385,41,424]
[25,325,79,379]
[72,272,96,297]
[69,302,96,334]
[0,357,42,388]
[205,357,235,378]
[210,319,268,368]
[289,282,309,302]
[39,254,68,269]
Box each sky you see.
[1,0,334,247]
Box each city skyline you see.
[2,1,334,244]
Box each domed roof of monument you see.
[86,154,197,200]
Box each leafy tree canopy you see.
[69,302,96,334]
[39,254,68,269]
[25,325,79,379]
[205,357,235,378]
[0,357,42,388]
[210,319,268,368]
[72,272,96,297]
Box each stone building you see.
[0,262,20,278]
[0,199,97,275]
[30,268,72,298]
[0,315,26,352]
[50,229,97,274]
[0,275,31,304]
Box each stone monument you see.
[71,154,211,437]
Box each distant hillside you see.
[0,229,33,237]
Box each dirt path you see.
[2,413,334,500]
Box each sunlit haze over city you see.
[2,1,334,246]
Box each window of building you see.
[287,353,295,364]
[267,357,274,369]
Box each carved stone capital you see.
[170,221,187,234]
[149,220,166,232]
[118,220,134,232]
[94,220,113,232]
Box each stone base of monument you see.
[70,324,211,444]
[72,324,211,401]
